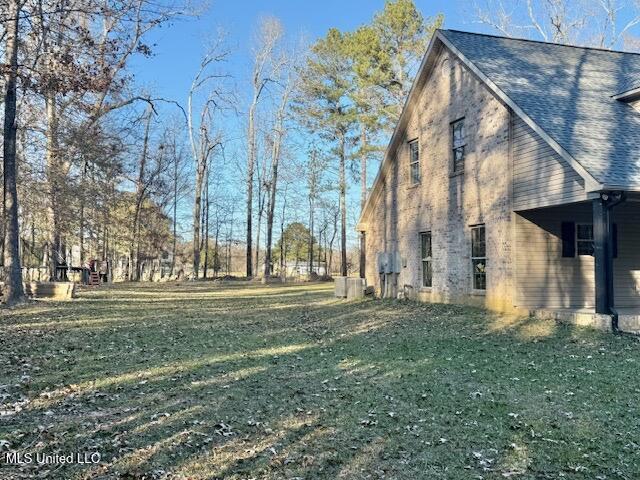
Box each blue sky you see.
[127,0,490,244]
[123,0,640,250]
[133,1,481,102]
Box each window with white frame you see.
[420,232,432,287]
[451,118,465,173]
[409,139,420,185]
[576,223,594,256]
[471,224,486,290]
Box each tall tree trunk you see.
[225,236,231,275]
[102,187,111,260]
[129,202,143,281]
[360,125,367,210]
[254,214,261,277]
[134,222,142,280]
[203,166,210,279]
[245,101,257,278]
[254,186,264,277]
[214,218,220,275]
[360,126,367,279]
[339,131,347,276]
[226,203,235,275]
[308,197,314,276]
[263,175,277,278]
[45,90,62,281]
[199,176,206,252]
[40,4,66,282]
[317,226,322,276]
[245,189,253,277]
[79,203,84,265]
[323,232,327,274]
[79,162,87,266]
[171,150,178,277]
[263,183,275,278]
[328,209,338,276]
[263,88,287,279]
[279,184,288,277]
[31,219,36,266]
[192,159,205,279]
[2,0,26,305]
[245,18,281,277]
[130,108,151,281]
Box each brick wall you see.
[364,46,515,311]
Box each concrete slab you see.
[529,308,613,332]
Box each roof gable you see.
[441,30,640,189]
[359,30,640,228]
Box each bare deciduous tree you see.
[16,0,188,280]
[127,107,173,281]
[474,0,640,48]
[245,16,282,278]
[188,38,229,279]
[263,57,297,279]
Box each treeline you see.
[5,0,640,304]
[244,1,442,280]
[0,0,443,304]
[0,0,200,304]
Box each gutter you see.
[612,86,640,102]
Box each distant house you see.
[357,30,640,330]
[279,261,327,278]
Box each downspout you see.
[604,191,626,332]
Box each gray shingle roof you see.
[615,78,640,97]
[440,30,640,189]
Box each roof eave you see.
[599,184,640,192]
[357,30,606,230]
[438,31,602,192]
[612,86,640,102]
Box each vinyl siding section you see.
[612,203,640,308]
[515,203,640,309]
[512,116,587,211]
[515,205,594,309]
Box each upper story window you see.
[471,224,486,290]
[408,139,420,185]
[451,118,465,173]
[409,140,420,185]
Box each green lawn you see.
[1,282,640,479]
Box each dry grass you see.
[1,281,640,479]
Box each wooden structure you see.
[23,282,76,300]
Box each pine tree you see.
[298,29,356,277]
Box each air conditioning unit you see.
[391,250,403,273]
[376,252,388,274]
[377,251,402,274]
[334,276,348,298]
[347,277,365,299]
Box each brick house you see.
[357,30,640,330]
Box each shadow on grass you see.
[1,282,638,479]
